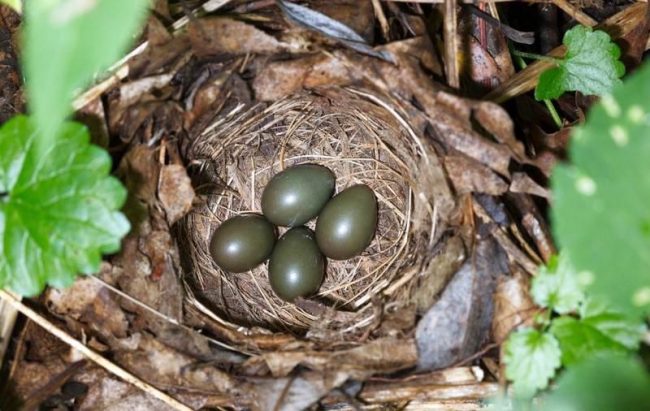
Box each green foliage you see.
[538,356,650,411]
[552,62,650,314]
[503,328,561,398]
[24,0,147,142]
[535,25,624,100]
[550,316,629,366]
[0,116,130,296]
[503,256,646,400]
[0,0,21,13]
[531,254,584,314]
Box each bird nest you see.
[179,87,450,341]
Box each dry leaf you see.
[159,164,195,225]
[415,238,506,371]
[491,270,536,343]
[188,17,288,56]
[445,154,509,195]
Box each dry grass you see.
[177,88,443,340]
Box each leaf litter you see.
[2,1,650,410]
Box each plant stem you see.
[543,99,563,128]
[512,51,563,129]
[512,49,560,63]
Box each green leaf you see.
[551,62,650,314]
[1,0,22,13]
[531,254,584,314]
[539,356,650,411]
[24,0,147,141]
[550,316,628,366]
[535,25,624,100]
[504,328,561,398]
[0,116,130,296]
[579,297,646,350]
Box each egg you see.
[210,213,276,273]
[268,227,324,302]
[315,184,377,260]
[262,164,335,227]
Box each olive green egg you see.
[262,164,336,227]
[268,227,325,302]
[210,214,276,273]
[315,184,377,260]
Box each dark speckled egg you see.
[262,164,335,227]
[210,214,276,273]
[315,184,377,260]
[268,227,324,302]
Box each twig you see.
[443,0,460,88]
[511,49,560,63]
[0,289,194,411]
[551,0,598,27]
[371,0,391,41]
[486,2,647,102]
[72,0,234,111]
[0,297,18,367]
[469,5,535,44]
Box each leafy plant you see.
[515,25,625,101]
[0,0,148,296]
[0,116,130,296]
[552,60,650,315]
[503,254,645,398]
[503,60,650,408]
[24,0,147,144]
[539,356,650,411]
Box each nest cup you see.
[179,88,443,341]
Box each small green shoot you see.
[514,25,624,101]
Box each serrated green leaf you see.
[24,0,148,142]
[539,356,650,411]
[0,0,21,13]
[551,62,650,315]
[0,116,130,296]
[535,25,624,100]
[535,67,564,101]
[579,297,646,350]
[504,328,561,398]
[531,254,584,314]
[550,316,628,366]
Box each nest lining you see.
[179,88,441,338]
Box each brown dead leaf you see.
[509,172,550,199]
[313,0,375,42]
[159,165,195,225]
[415,238,506,371]
[257,337,417,378]
[413,234,467,313]
[253,53,355,101]
[45,275,129,339]
[445,154,509,195]
[114,335,235,394]
[251,370,350,411]
[145,15,172,47]
[118,145,159,225]
[129,35,192,79]
[462,36,501,93]
[471,101,527,162]
[432,93,513,177]
[491,270,536,343]
[189,17,288,56]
